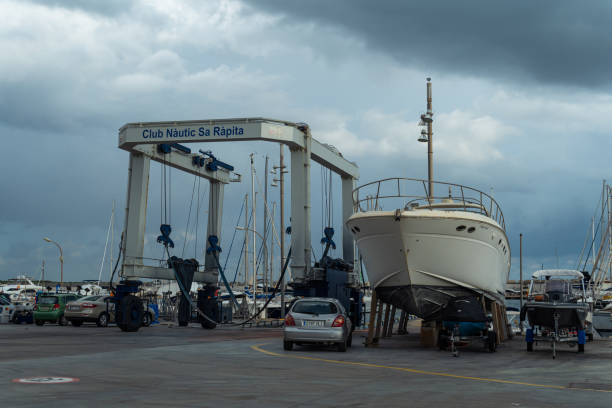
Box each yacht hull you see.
[347,210,510,320]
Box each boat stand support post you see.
[493,302,504,344]
[365,290,378,346]
[490,301,500,345]
[374,299,384,343]
[491,301,507,344]
[503,304,513,339]
[397,310,407,334]
[382,303,391,338]
[386,305,397,337]
[500,303,509,340]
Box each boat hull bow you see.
[347,209,510,319]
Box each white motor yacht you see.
[347,178,510,321]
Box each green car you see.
[34,293,81,326]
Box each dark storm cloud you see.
[24,0,131,16]
[245,0,612,88]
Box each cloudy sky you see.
[1,0,611,283]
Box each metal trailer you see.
[438,320,497,357]
[525,319,586,359]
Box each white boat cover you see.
[531,269,584,279]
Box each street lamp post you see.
[43,237,63,287]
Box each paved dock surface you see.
[2,323,612,407]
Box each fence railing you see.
[352,177,505,230]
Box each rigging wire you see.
[222,198,245,273]
[576,191,604,271]
[181,173,199,258]
[232,209,253,284]
[253,216,274,282]
[578,206,604,273]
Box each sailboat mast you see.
[271,202,276,292]
[110,200,115,284]
[250,154,257,313]
[608,183,611,280]
[279,144,286,318]
[244,193,249,286]
[264,155,269,294]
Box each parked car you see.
[33,293,81,326]
[11,301,34,324]
[65,295,156,327]
[65,295,115,327]
[283,297,353,352]
[0,295,16,324]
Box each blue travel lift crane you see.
[116,118,361,331]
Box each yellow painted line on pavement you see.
[251,343,611,393]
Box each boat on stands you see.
[346,79,510,323]
[347,178,510,321]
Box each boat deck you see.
[2,322,612,407]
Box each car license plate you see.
[69,305,80,311]
[303,320,324,327]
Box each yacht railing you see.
[352,177,505,230]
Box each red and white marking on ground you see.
[12,377,80,384]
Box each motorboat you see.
[520,269,589,357]
[346,79,510,326]
[0,276,43,302]
[520,269,589,329]
[347,177,510,322]
[592,304,612,337]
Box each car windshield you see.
[0,297,9,305]
[38,296,58,304]
[292,301,337,315]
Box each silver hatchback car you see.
[283,297,353,352]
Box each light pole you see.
[43,237,63,287]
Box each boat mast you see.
[278,144,286,318]
[110,200,115,284]
[244,193,249,287]
[427,78,433,198]
[250,153,257,314]
[264,155,269,294]
[419,78,434,199]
